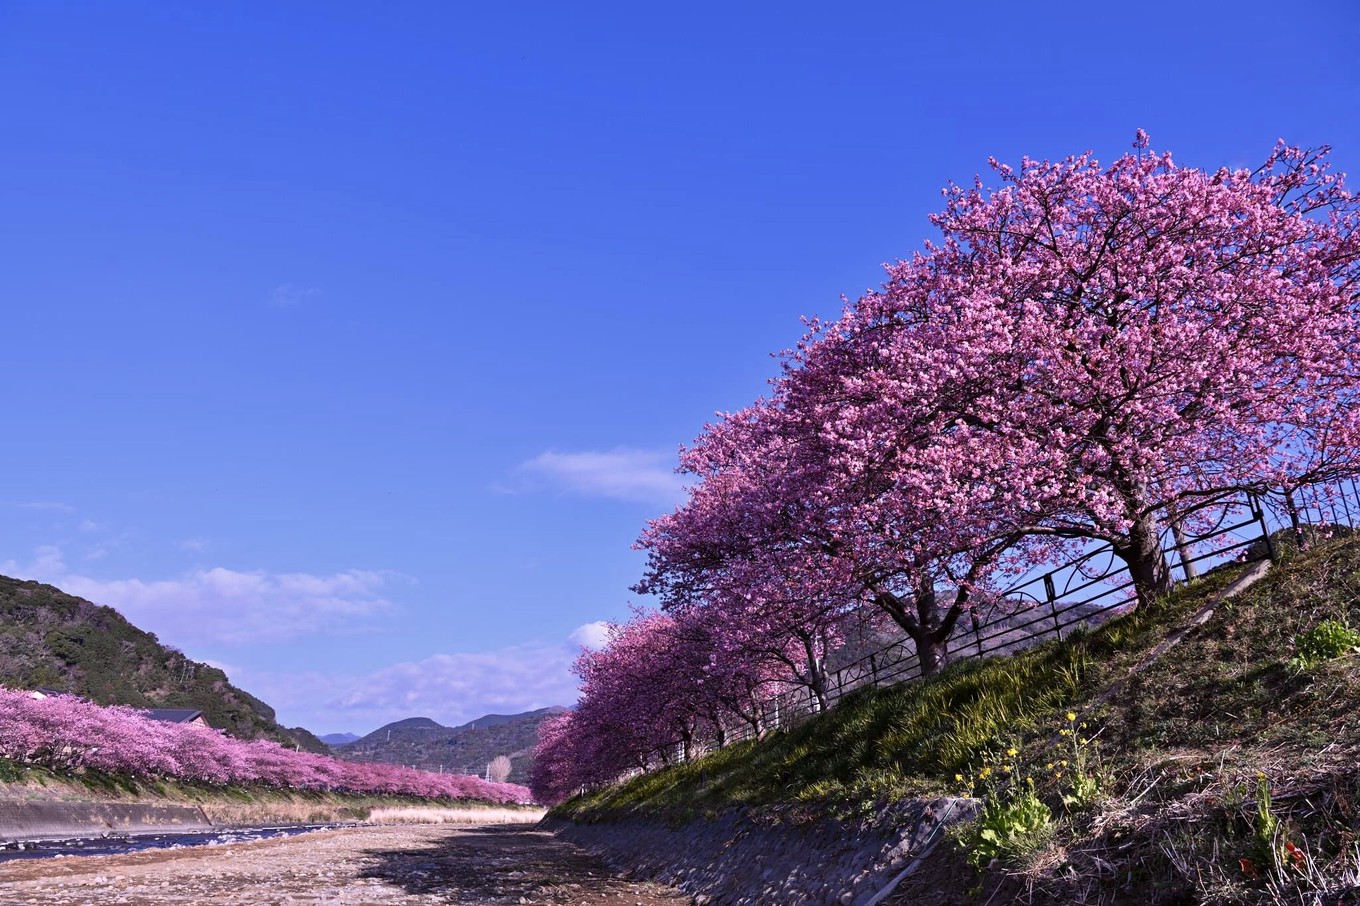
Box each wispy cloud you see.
[15,501,75,513]
[270,283,321,307]
[234,621,602,732]
[5,544,68,577]
[514,448,686,505]
[0,546,394,647]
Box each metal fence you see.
[664,481,1360,762]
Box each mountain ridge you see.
[333,707,568,784]
[0,574,327,753]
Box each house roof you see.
[138,708,205,724]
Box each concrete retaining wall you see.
[547,796,978,906]
[0,801,213,842]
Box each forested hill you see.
[0,574,327,753]
[334,707,568,784]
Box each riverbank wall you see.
[545,796,978,906]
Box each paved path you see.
[0,823,690,905]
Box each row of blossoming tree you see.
[530,135,1360,805]
[0,688,532,803]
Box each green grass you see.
[557,564,1257,824]
[556,538,1360,828]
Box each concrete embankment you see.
[546,796,978,906]
[0,773,485,843]
[0,801,213,842]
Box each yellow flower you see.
[1002,764,1012,774]
[1060,760,1069,768]
[1066,712,1077,722]
[955,773,964,782]
[1006,746,1019,757]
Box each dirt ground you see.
[0,823,691,905]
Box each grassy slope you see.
[556,538,1360,904]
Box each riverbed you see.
[0,823,346,862]
[0,822,689,905]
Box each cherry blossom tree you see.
[528,711,582,805]
[545,135,1360,797]
[571,611,714,765]
[638,388,1034,675]
[808,135,1360,605]
[0,687,532,804]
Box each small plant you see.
[1053,711,1105,811]
[0,756,23,783]
[1254,772,1279,856]
[1240,771,1309,881]
[963,779,1054,869]
[957,740,1054,869]
[1287,619,1360,673]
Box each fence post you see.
[972,612,984,658]
[1249,493,1279,563]
[869,653,879,685]
[1044,573,1061,640]
[1284,489,1307,550]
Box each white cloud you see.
[334,647,575,719]
[235,624,599,733]
[515,448,687,505]
[1,546,393,647]
[4,544,69,577]
[178,538,208,552]
[568,620,611,651]
[16,501,75,513]
[270,283,321,307]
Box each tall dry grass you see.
[365,805,546,825]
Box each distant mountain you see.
[463,712,540,730]
[319,732,361,746]
[0,575,328,754]
[372,716,444,735]
[332,707,568,784]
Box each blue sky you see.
[1,1,1357,734]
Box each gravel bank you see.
[0,823,689,905]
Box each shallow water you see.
[0,823,347,862]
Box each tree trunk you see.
[1114,511,1173,608]
[740,699,763,737]
[798,630,830,711]
[872,577,966,678]
[1169,511,1198,581]
[915,631,949,677]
